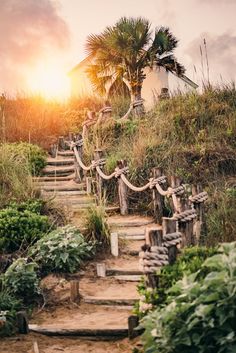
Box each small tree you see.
[86,17,185,116]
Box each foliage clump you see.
[0,206,50,253]
[0,290,22,337]
[29,225,95,274]
[135,246,216,317]
[2,258,40,304]
[141,242,236,353]
[3,142,46,176]
[84,203,110,248]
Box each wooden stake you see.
[70,281,80,303]
[111,232,119,257]
[33,341,40,353]
[117,160,128,215]
[94,149,104,198]
[151,168,165,224]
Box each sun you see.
[27,62,70,99]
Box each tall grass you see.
[0,144,35,207]
[3,94,103,149]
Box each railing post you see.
[74,134,84,183]
[94,149,104,199]
[117,160,129,215]
[151,168,165,224]
[192,184,207,244]
[58,136,65,151]
[162,218,178,265]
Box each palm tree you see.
[86,17,185,116]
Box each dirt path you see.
[0,334,137,353]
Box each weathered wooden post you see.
[145,227,163,288]
[94,149,104,199]
[70,280,80,303]
[16,311,29,334]
[74,134,84,183]
[151,168,165,224]
[162,218,178,265]
[111,232,119,257]
[58,136,65,151]
[116,160,129,216]
[191,184,207,244]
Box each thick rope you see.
[189,191,208,204]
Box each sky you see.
[0,0,236,97]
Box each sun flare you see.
[27,62,70,100]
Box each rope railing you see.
[60,136,208,235]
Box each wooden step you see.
[29,304,131,339]
[29,324,128,340]
[33,174,75,182]
[42,165,75,176]
[42,190,87,196]
[47,158,74,166]
[57,151,74,157]
[83,297,137,306]
[108,215,155,228]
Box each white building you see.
[68,56,198,110]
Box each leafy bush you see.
[2,258,40,304]
[135,247,216,317]
[4,142,46,176]
[84,203,110,248]
[141,242,236,353]
[7,199,45,214]
[29,225,95,274]
[0,289,22,337]
[0,207,50,253]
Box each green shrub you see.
[0,290,22,337]
[7,199,45,214]
[0,207,50,253]
[29,225,95,274]
[2,258,40,304]
[3,142,46,176]
[84,203,110,248]
[135,246,216,317]
[141,242,236,353]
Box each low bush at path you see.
[1,258,40,305]
[3,142,47,176]
[0,290,22,337]
[135,246,216,318]
[29,225,96,274]
[0,205,50,253]
[141,242,236,353]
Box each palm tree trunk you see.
[131,86,144,117]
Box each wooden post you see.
[58,136,65,151]
[16,311,29,334]
[111,232,119,257]
[162,218,178,265]
[50,144,57,158]
[128,315,140,339]
[86,177,92,194]
[97,263,106,277]
[145,228,163,288]
[94,149,104,199]
[117,160,129,216]
[192,184,207,245]
[74,134,84,183]
[70,280,80,303]
[151,168,165,224]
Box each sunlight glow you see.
[27,62,70,100]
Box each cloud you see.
[186,32,236,83]
[0,0,70,93]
